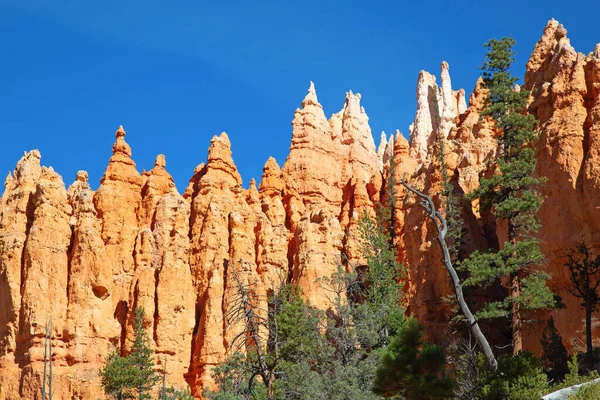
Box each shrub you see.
[480,351,548,400]
[568,381,600,399]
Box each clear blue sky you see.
[1,1,598,192]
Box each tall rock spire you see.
[377,131,388,170]
[93,125,142,307]
[99,125,141,185]
[283,82,340,211]
[256,156,288,289]
[338,90,378,183]
[409,63,464,166]
[20,167,72,355]
[140,154,176,226]
[203,132,243,188]
[525,19,569,87]
[153,190,195,388]
[439,61,458,138]
[409,70,437,164]
[0,150,42,361]
[187,131,260,395]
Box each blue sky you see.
[1,1,599,192]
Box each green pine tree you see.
[462,37,554,353]
[372,319,455,399]
[276,285,325,365]
[129,307,160,399]
[100,350,139,400]
[99,307,159,400]
[541,316,569,383]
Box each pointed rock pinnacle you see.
[155,154,167,168]
[112,125,132,157]
[301,81,320,108]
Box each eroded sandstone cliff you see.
[1,18,599,399]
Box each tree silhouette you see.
[565,242,600,370]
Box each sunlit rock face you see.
[1,18,599,398]
[522,19,600,354]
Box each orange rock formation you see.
[1,18,599,399]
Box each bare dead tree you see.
[447,336,486,400]
[161,356,167,400]
[41,317,53,400]
[224,265,287,400]
[401,175,498,370]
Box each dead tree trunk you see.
[401,177,498,370]
[48,318,52,400]
[42,321,48,400]
[41,318,53,399]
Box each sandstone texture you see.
[1,19,599,399]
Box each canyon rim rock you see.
[1,18,600,399]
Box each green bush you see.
[545,355,600,394]
[165,386,195,400]
[568,381,600,399]
[479,351,548,400]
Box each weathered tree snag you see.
[42,318,53,400]
[401,176,498,370]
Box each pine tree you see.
[541,316,569,382]
[129,307,159,399]
[372,319,455,399]
[480,351,548,400]
[100,350,139,400]
[276,285,324,365]
[462,37,554,353]
[99,307,159,400]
